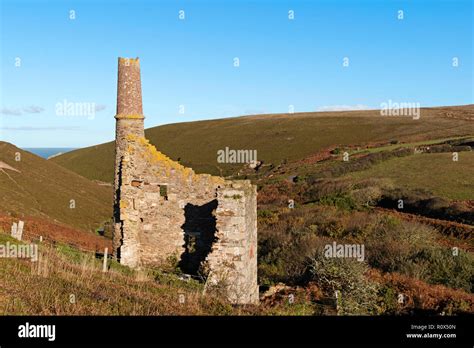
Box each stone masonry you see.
[112,57,259,304]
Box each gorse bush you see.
[258,205,383,285]
[417,248,473,292]
[318,194,357,211]
[366,218,474,293]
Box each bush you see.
[258,206,385,285]
[377,286,400,314]
[418,248,473,292]
[302,178,352,199]
[308,250,380,315]
[258,229,327,285]
[351,186,383,206]
[366,218,434,273]
[366,219,474,292]
[319,194,357,211]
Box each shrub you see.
[308,250,380,315]
[351,186,382,206]
[319,194,357,211]
[418,248,473,292]
[377,286,401,314]
[302,178,352,200]
[366,219,474,292]
[258,230,327,285]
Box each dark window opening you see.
[179,200,218,277]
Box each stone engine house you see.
[112,57,259,304]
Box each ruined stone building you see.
[112,57,259,304]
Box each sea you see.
[22,148,77,159]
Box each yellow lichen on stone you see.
[211,175,225,185]
[119,57,140,65]
[115,114,144,119]
[136,136,198,180]
[120,199,128,209]
[124,134,224,186]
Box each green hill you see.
[0,142,113,232]
[52,105,474,182]
[347,151,474,200]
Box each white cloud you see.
[0,108,22,115]
[0,126,80,131]
[94,104,106,112]
[23,105,45,113]
[1,105,45,115]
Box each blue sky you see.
[0,0,472,147]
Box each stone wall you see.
[206,181,259,304]
[118,135,222,267]
[113,57,259,304]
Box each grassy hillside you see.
[347,152,474,200]
[0,231,317,315]
[0,142,113,232]
[1,230,472,315]
[52,105,474,182]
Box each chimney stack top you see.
[115,57,144,118]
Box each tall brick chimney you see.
[113,57,145,258]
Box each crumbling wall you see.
[113,56,259,304]
[117,135,259,303]
[118,135,223,267]
[205,181,259,304]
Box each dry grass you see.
[0,232,319,315]
[368,269,474,314]
[0,243,239,315]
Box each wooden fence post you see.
[335,290,341,315]
[17,220,24,240]
[11,222,18,239]
[102,247,108,273]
